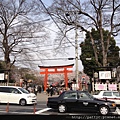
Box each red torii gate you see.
[39,64,74,91]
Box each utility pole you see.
[65,11,79,90]
[75,14,79,89]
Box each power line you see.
[14,46,81,54]
[18,39,82,47]
[39,0,75,47]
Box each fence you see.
[0,83,16,86]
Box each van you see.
[0,86,37,106]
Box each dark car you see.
[47,90,116,115]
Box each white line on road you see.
[35,108,52,114]
[0,110,33,114]
[116,107,120,115]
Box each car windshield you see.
[113,92,120,97]
[18,88,29,94]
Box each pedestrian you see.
[46,87,50,96]
[50,87,54,96]
[34,85,38,95]
[37,85,41,93]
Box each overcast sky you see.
[37,0,84,71]
[38,0,120,72]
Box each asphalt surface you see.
[36,91,59,102]
[36,92,120,115]
[0,92,59,115]
[0,92,120,115]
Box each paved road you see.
[0,92,58,115]
[0,92,120,115]
[37,92,59,101]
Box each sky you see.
[0,0,83,73]
[38,0,84,71]
[37,0,120,72]
[42,0,53,6]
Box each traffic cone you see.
[33,103,36,114]
[6,102,9,112]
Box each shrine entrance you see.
[39,64,74,91]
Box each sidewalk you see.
[36,92,59,102]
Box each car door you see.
[77,92,98,112]
[63,91,78,111]
[102,91,113,100]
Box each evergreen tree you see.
[80,28,119,78]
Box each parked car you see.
[47,90,116,115]
[0,86,37,106]
[93,91,120,105]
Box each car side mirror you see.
[80,94,83,98]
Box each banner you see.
[95,83,107,90]
[108,84,117,90]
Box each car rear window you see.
[113,92,120,97]
[103,92,112,96]
[0,87,11,93]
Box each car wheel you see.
[58,104,67,113]
[99,105,109,115]
[19,99,26,106]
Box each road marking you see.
[0,107,119,115]
[0,110,33,114]
[35,108,52,114]
[9,112,33,114]
[116,107,120,115]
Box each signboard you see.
[108,84,117,90]
[99,71,111,79]
[95,84,107,90]
[0,73,4,80]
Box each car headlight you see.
[27,95,32,98]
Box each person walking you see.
[46,87,50,96]
[34,85,38,96]
[37,85,41,93]
[50,87,54,96]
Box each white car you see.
[93,91,120,105]
[0,86,37,106]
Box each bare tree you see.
[0,0,50,72]
[47,0,120,67]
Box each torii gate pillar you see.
[39,64,74,91]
